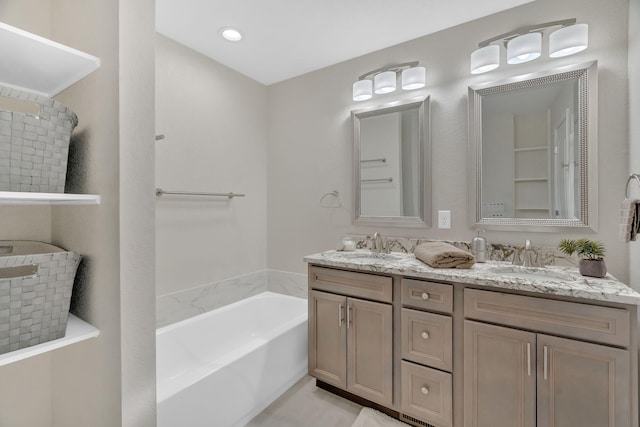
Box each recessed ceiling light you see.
[221,28,242,42]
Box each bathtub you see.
[156,291,308,427]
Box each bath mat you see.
[351,407,410,427]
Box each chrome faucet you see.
[512,239,540,267]
[370,232,388,254]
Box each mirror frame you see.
[468,61,598,232]
[352,96,431,227]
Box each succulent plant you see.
[558,238,605,260]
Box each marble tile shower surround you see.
[156,269,307,328]
[346,235,578,268]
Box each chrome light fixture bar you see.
[353,61,426,101]
[470,19,588,74]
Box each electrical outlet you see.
[438,210,451,229]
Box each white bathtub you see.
[156,291,308,427]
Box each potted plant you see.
[558,238,607,278]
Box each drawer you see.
[464,288,631,347]
[401,308,452,371]
[402,278,453,313]
[401,361,453,427]
[309,265,392,303]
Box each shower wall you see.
[155,35,268,296]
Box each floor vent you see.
[400,413,436,427]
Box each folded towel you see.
[619,198,640,242]
[414,241,475,269]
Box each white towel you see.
[620,198,640,242]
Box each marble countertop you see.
[303,250,640,306]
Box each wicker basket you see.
[0,241,81,354]
[0,85,78,193]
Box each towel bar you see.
[361,178,393,184]
[626,174,640,198]
[155,188,245,199]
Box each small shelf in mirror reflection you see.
[514,146,548,152]
[514,178,548,182]
[360,158,387,164]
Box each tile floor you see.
[246,376,362,427]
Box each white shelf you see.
[0,314,99,367]
[514,178,548,182]
[0,22,101,97]
[0,191,100,205]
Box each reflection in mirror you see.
[353,97,430,227]
[468,61,597,231]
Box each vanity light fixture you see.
[470,19,588,74]
[352,62,425,101]
[220,27,242,42]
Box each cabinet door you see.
[537,334,631,427]
[309,290,347,388]
[464,321,536,427]
[347,297,393,406]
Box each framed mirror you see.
[352,96,431,227]
[468,61,597,231]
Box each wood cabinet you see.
[464,321,537,427]
[536,334,631,427]
[464,289,634,427]
[307,264,638,427]
[308,268,393,407]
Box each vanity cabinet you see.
[308,266,393,406]
[400,278,454,427]
[306,260,638,427]
[464,289,633,427]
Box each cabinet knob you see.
[421,292,429,300]
[421,386,429,395]
[421,331,430,340]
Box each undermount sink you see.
[488,266,578,283]
[337,251,404,262]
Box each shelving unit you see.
[0,315,99,367]
[0,192,100,205]
[0,22,101,97]
[0,23,102,366]
[514,142,550,215]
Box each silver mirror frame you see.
[468,61,598,232]
[352,96,431,228]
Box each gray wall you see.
[155,34,269,297]
[0,1,157,426]
[267,0,632,282]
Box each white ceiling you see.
[156,0,534,86]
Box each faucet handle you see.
[512,248,522,266]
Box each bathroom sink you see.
[488,266,578,283]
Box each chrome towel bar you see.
[155,188,245,199]
[361,178,393,183]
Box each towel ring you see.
[626,174,640,198]
[319,190,342,208]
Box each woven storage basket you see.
[0,85,78,193]
[0,241,81,354]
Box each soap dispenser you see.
[472,230,487,263]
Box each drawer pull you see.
[543,345,548,380]
[421,331,430,340]
[421,386,429,395]
[421,292,430,300]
